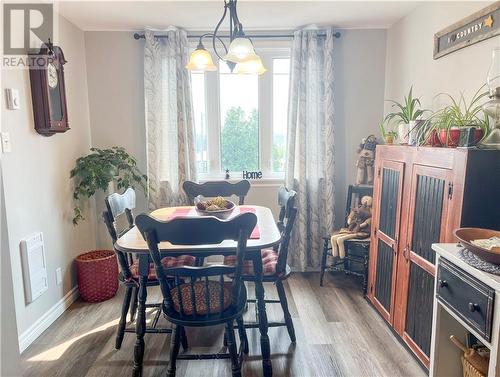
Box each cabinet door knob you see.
[468,303,479,312]
[438,279,447,288]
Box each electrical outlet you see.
[1,132,12,153]
[5,88,20,110]
[55,268,62,285]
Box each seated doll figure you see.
[330,196,372,259]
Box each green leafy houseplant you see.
[379,121,397,144]
[426,86,490,147]
[70,147,148,225]
[383,87,428,144]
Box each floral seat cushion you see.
[128,255,196,280]
[223,248,279,276]
[170,281,232,315]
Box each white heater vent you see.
[20,232,48,303]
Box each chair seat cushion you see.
[129,255,196,280]
[223,248,279,276]
[170,281,232,315]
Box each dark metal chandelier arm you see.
[212,1,229,61]
[197,33,227,54]
[230,0,243,37]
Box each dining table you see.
[115,205,281,377]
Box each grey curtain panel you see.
[285,27,336,271]
[144,28,197,209]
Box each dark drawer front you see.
[437,258,495,341]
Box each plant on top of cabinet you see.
[428,86,490,148]
[70,147,148,225]
[379,121,398,145]
[383,87,428,145]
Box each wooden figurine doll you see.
[331,196,372,258]
[355,135,377,185]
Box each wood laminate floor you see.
[21,272,426,377]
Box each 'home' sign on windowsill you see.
[243,170,263,180]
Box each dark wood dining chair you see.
[319,184,373,291]
[102,188,196,349]
[135,212,257,377]
[182,180,251,205]
[223,186,298,342]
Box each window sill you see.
[198,175,284,187]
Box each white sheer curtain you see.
[285,27,336,271]
[144,27,197,209]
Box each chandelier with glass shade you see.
[185,0,266,74]
[481,47,500,149]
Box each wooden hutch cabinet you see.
[367,146,500,368]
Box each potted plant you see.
[379,121,398,144]
[71,147,148,225]
[384,87,428,145]
[427,86,490,148]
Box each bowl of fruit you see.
[194,196,236,219]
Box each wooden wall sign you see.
[434,2,500,60]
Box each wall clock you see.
[29,41,70,136]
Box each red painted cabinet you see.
[367,146,499,368]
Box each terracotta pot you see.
[426,129,441,147]
[438,128,460,147]
[384,135,395,144]
[474,128,484,144]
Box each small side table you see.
[430,243,500,377]
[320,236,370,294]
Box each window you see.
[191,46,290,179]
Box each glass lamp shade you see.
[480,48,500,150]
[186,47,217,72]
[487,47,500,96]
[234,56,267,75]
[223,37,259,63]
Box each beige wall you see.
[84,29,387,233]
[385,1,499,114]
[1,163,21,376]
[84,31,147,248]
[1,15,96,343]
[333,29,387,226]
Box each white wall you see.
[84,29,387,233]
[1,15,96,346]
[385,1,499,114]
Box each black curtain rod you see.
[133,31,341,40]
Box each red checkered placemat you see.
[236,207,260,239]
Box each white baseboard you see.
[18,285,79,353]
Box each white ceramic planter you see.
[397,122,410,144]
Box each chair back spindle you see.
[102,187,137,277]
[275,186,297,275]
[136,213,257,320]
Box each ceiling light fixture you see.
[186,0,266,75]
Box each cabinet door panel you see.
[369,160,404,323]
[411,175,446,264]
[400,164,452,368]
[374,239,394,312]
[379,168,399,239]
[404,264,434,359]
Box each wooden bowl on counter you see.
[454,228,500,265]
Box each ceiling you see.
[57,1,422,31]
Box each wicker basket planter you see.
[76,250,118,302]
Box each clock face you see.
[47,63,58,89]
